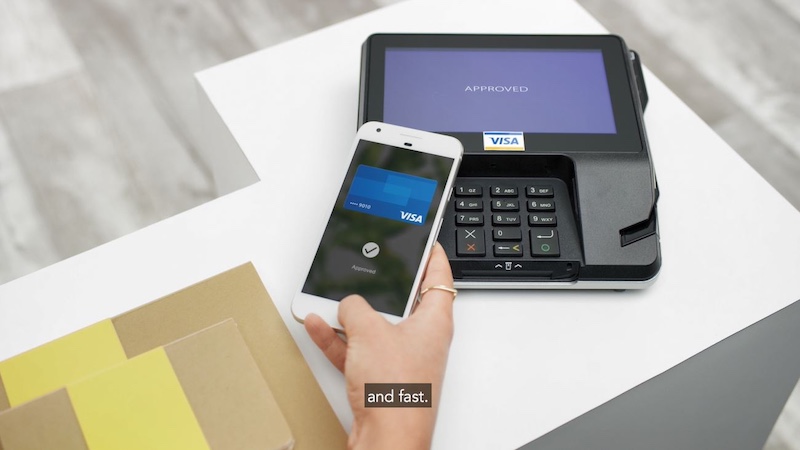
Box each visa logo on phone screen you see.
[344,165,437,226]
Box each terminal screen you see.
[383,48,617,134]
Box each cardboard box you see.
[0,320,293,450]
[0,263,346,450]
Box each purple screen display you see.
[383,48,617,134]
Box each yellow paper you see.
[0,320,126,406]
[68,347,209,450]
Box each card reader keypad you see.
[453,182,560,258]
[441,176,581,282]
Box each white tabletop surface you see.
[3,1,800,449]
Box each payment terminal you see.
[358,34,660,289]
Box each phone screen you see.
[302,139,455,316]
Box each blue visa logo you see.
[490,137,519,145]
[483,131,525,151]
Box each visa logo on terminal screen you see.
[344,165,437,226]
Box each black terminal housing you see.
[358,34,660,287]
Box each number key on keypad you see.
[491,186,518,197]
[456,213,484,226]
[528,199,555,212]
[456,185,482,196]
[527,185,554,198]
[493,228,522,241]
[456,199,483,211]
[492,214,521,226]
[528,213,557,226]
[491,199,519,211]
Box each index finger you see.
[413,242,455,322]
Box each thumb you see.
[338,294,384,335]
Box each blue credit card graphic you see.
[344,165,438,226]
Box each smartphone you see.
[292,121,463,329]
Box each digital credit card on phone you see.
[343,165,437,226]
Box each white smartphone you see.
[292,121,463,329]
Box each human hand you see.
[304,242,455,450]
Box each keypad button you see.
[456,229,485,256]
[491,186,518,197]
[528,213,557,226]
[455,199,483,211]
[491,199,519,211]
[528,199,555,212]
[492,214,521,226]
[530,229,560,256]
[455,185,482,197]
[527,185,554,198]
[493,228,522,241]
[456,213,484,226]
[494,243,523,257]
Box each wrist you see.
[350,409,435,450]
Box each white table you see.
[3,1,800,449]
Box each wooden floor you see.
[0,0,798,447]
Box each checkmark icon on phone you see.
[362,242,380,258]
